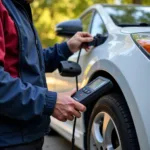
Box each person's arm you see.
[0,19,57,121]
[43,42,72,72]
[43,32,94,72]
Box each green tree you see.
[133,0,141,4]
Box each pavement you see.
[43,134,80,150]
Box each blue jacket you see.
[0,0,72,147]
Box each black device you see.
[72,77,113,106]
[85,34,107,47]
[58,61,81,77]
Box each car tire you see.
[87,93,140,150]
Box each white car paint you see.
[48,4,150,150]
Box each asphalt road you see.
[43,134,81,150]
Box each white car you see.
[46,4,150,150]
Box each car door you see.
[53,11,107,94]
[78,11,108,87]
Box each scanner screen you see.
[89,79,104,90]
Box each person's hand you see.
[52,89,86,122]
[67,32,93,53]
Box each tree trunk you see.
[133,0,142,4]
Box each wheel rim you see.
[90,112,122,150]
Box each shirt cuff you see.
[44,90,57,115]
[58,42,73,59]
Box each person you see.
[0,0,93,149]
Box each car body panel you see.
[79,34,150,150]
[49,4,150,150]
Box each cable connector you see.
[85,34,107,47]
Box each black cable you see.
[71,116,77,150]
[77,48,82,64]
[71,48,82,150]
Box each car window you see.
[104,5,150,27]
[81,11,93,32]
[91,12,108,36]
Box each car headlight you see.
[132,33,150,58]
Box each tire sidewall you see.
[87,94,138,150]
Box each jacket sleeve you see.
[0,19,57,121]
[43,42,73,72]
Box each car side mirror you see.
[55,19,83,38]
[58,61,82,77]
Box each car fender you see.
[81,59,149,150]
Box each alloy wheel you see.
[90,112,122,150]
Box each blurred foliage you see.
[31,0,150,47]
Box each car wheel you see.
[87,93,140,150]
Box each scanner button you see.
[82,88,86,91]
[82,89,88,93]
[83,90,90,94]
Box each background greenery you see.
[31,0,150,47]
